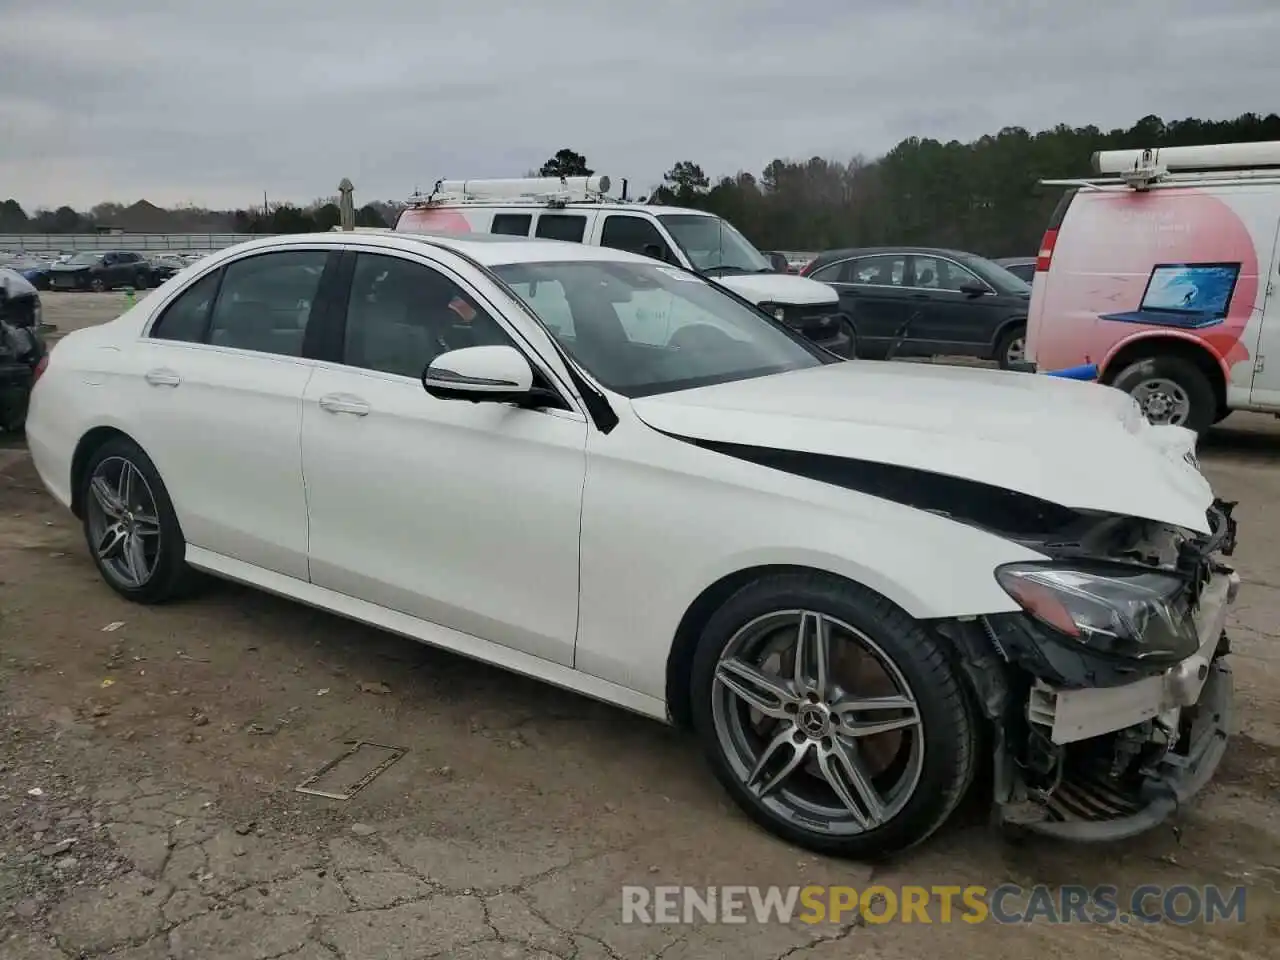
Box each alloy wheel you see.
[85,457,162,589]
[1004,335,1026,366]
[710,610,925,836]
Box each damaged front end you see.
[936,497,1239,841]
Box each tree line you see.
[4,113,1279,256]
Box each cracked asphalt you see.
[1,293,1278,958]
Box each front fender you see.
[572,419,1041,700]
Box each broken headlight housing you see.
[995,562,1200,664]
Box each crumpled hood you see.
[712,272,839,307]
[631,361,1213,533]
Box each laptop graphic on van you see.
[1099,262,1240,330]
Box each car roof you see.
[994,256,1035,266]
[209,231,658,268]
[808,245,978,266]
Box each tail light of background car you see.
[32,354,49,385]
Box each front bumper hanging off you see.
[1009,566,1237,841]
[946,501,1240,842]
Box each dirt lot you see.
[2,292,1278,959]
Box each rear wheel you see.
[134,272,149,291]
[995,324,1026,369]
[1110,354,1216,434]
[689,572,977,859]
[80,436,196,603]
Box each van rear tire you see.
[1110,355,1216,435]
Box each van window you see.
[491,213,531,236]
[535,214,586,243]
[600,215,669,258]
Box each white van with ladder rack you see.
[1026,140,1280,433]
[394,176,854,357]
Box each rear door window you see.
[206,251,329,357]
[149,269,222,342]
[535,214,587,243]
[848,255,906,286]
[491,213,531,236]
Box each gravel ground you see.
[0,292,1277,958]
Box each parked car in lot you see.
[995,257,1036,284]
[147,255,187,284]
[16,259,54,290]
[48,251,153,292]
[26,231,1239,858]
[800,246,1032,368]
[0,267,47,432]
[0,265,43,328]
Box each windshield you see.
[658,214,772,275]
[491,260,828,398]
[67,252,103,265]
[962,256,1032,295]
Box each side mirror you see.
[422,345,534,403]
[959,282,988,298]
[642,243,669,262]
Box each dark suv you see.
[48,251,153,292]
[801,246,1032,368]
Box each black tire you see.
[689,572,978,860]
[134,272,149,291]
[89,277,107,293]
[1110,354,1216,435]
[79,436,197,604]
[994,323,1026,370]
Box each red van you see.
[1026,141,1280,433]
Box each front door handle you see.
[318,393,370,416]
[144,368,181,387]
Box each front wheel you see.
[689,572,978,859]
[79,436,197,603]
[89,277,107,293]
[1110,354,1216,435]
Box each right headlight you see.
[995,561,1200,664]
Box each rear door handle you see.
[144,368,181,387]
[909,293,931,300]
[318,393,370,416]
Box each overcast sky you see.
[2,0,1277,212]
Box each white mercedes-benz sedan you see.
[25,232,1239,858]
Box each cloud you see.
[1,0,1277,210]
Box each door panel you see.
[817,255,911,351]
[121,342,315,579]
[300,251,587,665]
[904,255,997,354]
[128,248,337,579]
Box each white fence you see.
[0,233,271,254]
[1,234,823,265]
